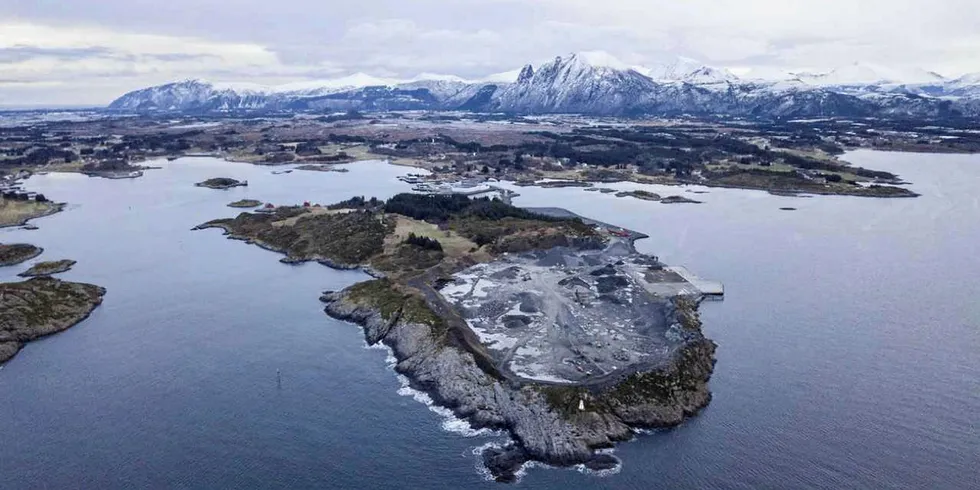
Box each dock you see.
[667,266,725,298]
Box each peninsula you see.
[197,194,721,481]
[0,243,43,267]
[0,277,106,364]
[0,197,64,229]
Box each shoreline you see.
[0,202,66,229]
[159,144,922,199]
[194,199,721,482]
[192,222,387,278]
[0,277,106,364]
[320,286,715,481]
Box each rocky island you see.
[0,277,106,364]
[0,243,44,267]
[195,177,247,190]
[661,195,704,204]
[295,164,351,173]
[197,194,721,481]
[228,199,263,208]
[615,190,662,202]
[19,259,77,277]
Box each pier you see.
[667,266,725,298]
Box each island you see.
[19,259,77,277]
[615,190,662,201]
[0,243,44,267]
[661,195,703,204]
[195,177,248,190]
[294,164,350,173]
[528,180,594,189]
[228,199,263,208]
[80,159,148,179]
[197,193,722,481]
[0,277,106,364]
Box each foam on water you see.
[471,442,623,483]
[363,340,499,438]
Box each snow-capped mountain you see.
[792,62,946,87]
[678,66,740,86]
[641,56,739,85]
[108,79,272,112]
[269,74,398,96]
[489,54,658,115]
[108,54,980,118]
[936,72,980,98]
[642,57,705,81]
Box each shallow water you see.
[1,152,977,489]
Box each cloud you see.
[0,46,115,63]
[0,21,331,105]
[2,0,980,105]
[0,22,283,82]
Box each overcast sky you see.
[2,0,978,106]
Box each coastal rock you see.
[584,453,621,471]
[482,445,529,483]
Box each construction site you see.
[439,232,723,386]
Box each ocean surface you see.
[1,151,977,489]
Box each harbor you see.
[398,174,521,204]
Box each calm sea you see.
[1,151,976,489]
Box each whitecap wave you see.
[362,340,621,480]
[364,339,498,438]
[472,442,622,482]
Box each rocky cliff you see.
[320,281,716,482]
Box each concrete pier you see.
[667,266,725,298]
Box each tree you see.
[404,233,443,251]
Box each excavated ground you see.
[440,238,706,386]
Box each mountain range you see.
[109,53,980,118]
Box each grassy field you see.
[386,215,486,261]
[0,198,62,228]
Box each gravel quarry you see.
[440,237,715,386]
